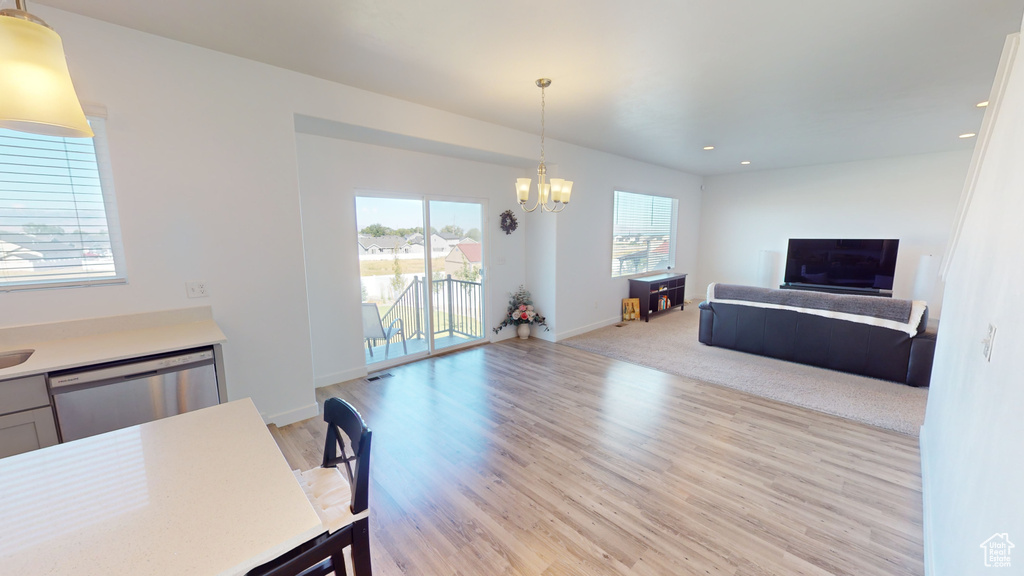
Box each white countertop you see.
[0,399,324,575]
[0,307,227,380]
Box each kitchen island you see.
[0,398,322,575]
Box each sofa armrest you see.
[916,307,930,336]
[907,330,937,387]
[698,301,713,345]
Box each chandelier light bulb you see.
[515,178,531,203]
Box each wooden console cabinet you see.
[629,273,687,321]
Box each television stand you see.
[780,283,892,298]
[629,273,687,321]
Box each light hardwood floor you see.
[270,338,923,576]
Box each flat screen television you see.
[783,239,899,291]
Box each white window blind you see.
[0,118,125,290]
[611,190,678,277]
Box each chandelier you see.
[516,78,572,213]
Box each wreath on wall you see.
[499,210,518,235]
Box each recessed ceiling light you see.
[740,161,751,165]
[703,146,715,150]
[959,133,977,139]
[977,101,989,108]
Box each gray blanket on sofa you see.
[712,283,914,323]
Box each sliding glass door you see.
[356,196,429,365]
[428,200,484,352]
[356,195,485,365]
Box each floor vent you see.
[615,323,628,327]
[366,373,394,382]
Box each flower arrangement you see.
[493,285,549,334]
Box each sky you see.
[356,196,482,233]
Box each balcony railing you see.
[371,275,483,349]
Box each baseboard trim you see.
[314,367,368,388]
[535,330,557,342]
[265,402,319,427]
[554,315,622,341]
[920,423,936,576]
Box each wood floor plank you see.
[272,339,924,575]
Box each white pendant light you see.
[517,78,573,213]
[0,0,93,138]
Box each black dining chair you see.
[247,398,372,576]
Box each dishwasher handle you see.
[50,349,215,389]
[120,370,160,380]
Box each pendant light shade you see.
[0,9,93,138]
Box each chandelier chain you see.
[540,84,546,165]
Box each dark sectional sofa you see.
[698,283,936,387]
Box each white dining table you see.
[0,398,323,576]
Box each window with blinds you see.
[0,118,125,290]
[611,190,678,277]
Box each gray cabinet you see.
[0,375,58,458]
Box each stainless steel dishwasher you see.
[49,347,220,442]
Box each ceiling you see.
[37,0,1024,175]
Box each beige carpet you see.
[560,305,927,436]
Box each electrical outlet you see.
[186,281,209,298]
[982,324,997,362]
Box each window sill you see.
[613,268,677,281]
[0,277,127,293]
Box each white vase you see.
[517,324,531,339]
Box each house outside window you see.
[0,117,125,290]
[611,190,678,277]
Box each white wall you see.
[6,9,323,424]
[697,151,971,317]
[295,134,526,385]
[921,32,1024,575]
[523,197,559,340]
[1,7,702,421]
[548,146,703,338]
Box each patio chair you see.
[361,303,406,359]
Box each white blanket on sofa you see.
[706,283,927,337]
